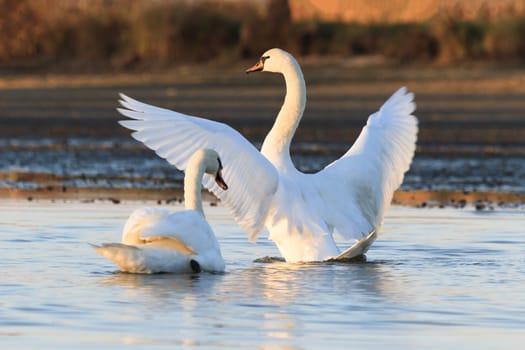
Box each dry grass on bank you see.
[3,0,525,72]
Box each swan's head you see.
[196,148,228,190]
[245,48,295,74]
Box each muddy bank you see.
[1,63,525,147]
[1,139,524,194]
[2,187,524,211]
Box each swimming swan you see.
[117,48,418,262]
[93,149,228,273]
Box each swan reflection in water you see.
[97,258,408,346]
[98,259,402,301]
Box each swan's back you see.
[121,207,171,244]
[117,207,224,271]
[123,207,218,246]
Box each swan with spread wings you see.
[117,48,418,262]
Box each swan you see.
[117,48,418,263]
[92,149,228,273]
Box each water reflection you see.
[98,272,224,301]
[95,258,410,347]
[97,257,409,310]
[237,260,407,303]
[2,202,525,349]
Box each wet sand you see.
[2,186,524,211]
[1,139,523,207]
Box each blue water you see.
[1,201,524,349]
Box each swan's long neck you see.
[261,58,306,170]
[184,155,207,215]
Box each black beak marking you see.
[215,170,228,190]
[215,157,228,190]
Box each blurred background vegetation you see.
[3,0,525,73]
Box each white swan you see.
[93,149,227,273]
[117,48,418,263]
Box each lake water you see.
[1,201,524,349]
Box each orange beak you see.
[245,59,264,74]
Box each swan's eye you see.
[261,55,270,63]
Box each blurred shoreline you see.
[2,187,525,211]
[1,59,525,146]
[1,58,524,207]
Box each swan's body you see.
[93,149,227,273]
[117,48,418,262]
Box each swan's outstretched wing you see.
[318,87,418,239]
[117,94,279,240]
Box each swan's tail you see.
[91,243,151,273]
[335,230,377,260]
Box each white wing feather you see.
[117,94,279,240]
[318,87,418,238]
